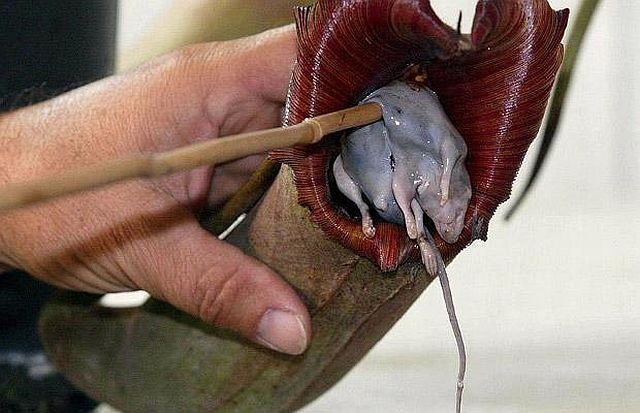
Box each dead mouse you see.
[333,80,471,412]
[333,80,472,275]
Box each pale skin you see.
[335,81,472,275]
[0,26,311,356]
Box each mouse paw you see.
[424,254,438,277]
[418,238,438,276]
[361,216,376,238]
[405,220,418,240]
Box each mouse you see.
[333,79,472,413]
[333,80,472,275]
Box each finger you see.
[137,221,311,355]
[230,24,297,104]
[191,24,296,119]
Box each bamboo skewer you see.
[0,102,382,212]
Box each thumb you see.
[137,221,311,355]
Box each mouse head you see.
[417,156,472,244]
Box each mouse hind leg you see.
[390,162,420,240]
[333,155,376,238]
[411,199,438,276]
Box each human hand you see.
[0,26,311,355]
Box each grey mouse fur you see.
[333,79,471,413]
[334,80,472,273]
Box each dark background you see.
[1,1,117,411]
[0,0,117,109]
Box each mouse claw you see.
[425,254,438,276]
[361,216,376,238]
[418,237,438,276]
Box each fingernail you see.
[256,308,308,355]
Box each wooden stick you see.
[0,102,382,212]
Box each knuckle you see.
[195,262,243,326]
[163,44,202,68]
[144,42,222,86]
